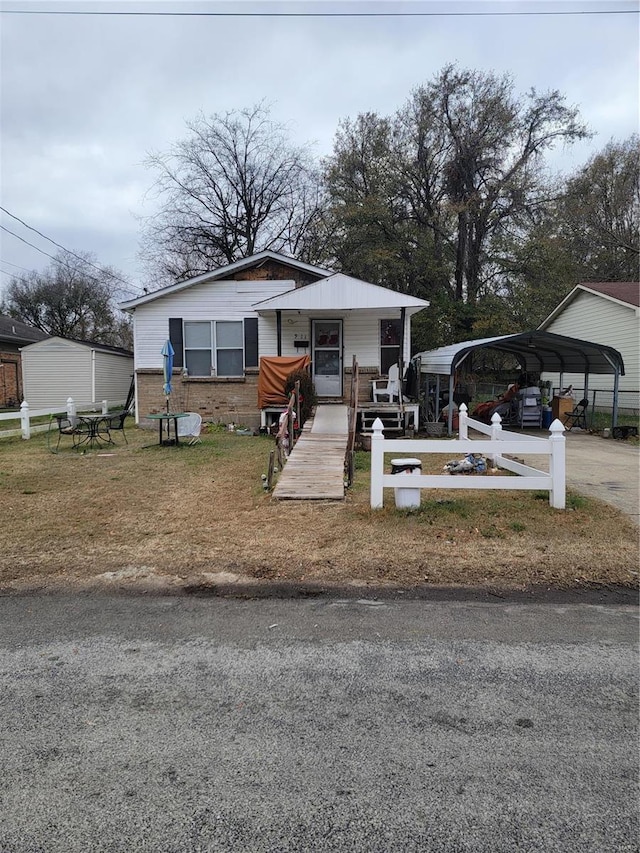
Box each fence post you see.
[370,417,385,509]
[20,400,30,440]
[458,403,468,439]
[549,419,566,509]
[489,412,503,468]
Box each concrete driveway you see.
[563,432,639,526]
[514,430,639,526]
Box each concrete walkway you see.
[272,405,349,500]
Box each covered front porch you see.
[252,272,428,411]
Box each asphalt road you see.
[0,593,637,853]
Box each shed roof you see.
[253,273,429,314]
[21,336,133,358]
[415,331,625,377]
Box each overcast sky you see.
[1,0,638,299]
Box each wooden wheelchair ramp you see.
[272,405,348,500]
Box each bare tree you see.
[1,250,132,348]
[140,103,325,284]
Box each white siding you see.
[541,291,639,409]
[258,309,414,368]
[94,352,134,403]
[132,279,293,368]
[21,339,93,407]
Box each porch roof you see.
[252,273,429,315]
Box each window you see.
[183,320,244,377]
[380,319,401,375]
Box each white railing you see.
[0,398,127,440]
[370,403,566,509]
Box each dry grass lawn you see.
[0,423,637,592]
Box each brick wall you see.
[0,352,21,407]
[136,363,380,428]
[137,369,263,429]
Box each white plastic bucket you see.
[391,457,422,509]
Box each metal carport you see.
[413,331,625,433]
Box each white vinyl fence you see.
[370,403,566,509]
[0,398,127,440]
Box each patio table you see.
[146,412,189,446]
[74,413,114,450]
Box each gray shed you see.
[21,337,133,409]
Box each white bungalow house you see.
[538,282,639,412]
[120,251,429,428]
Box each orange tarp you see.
[258,355,311,409]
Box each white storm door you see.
[312,320,343,397]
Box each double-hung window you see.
[380,319,402,375]
[183,320,244,377]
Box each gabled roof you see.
[414,331,625,377]
[0,314,49,345]
[539,282,640,328]
[253,273,429,314]
[119,251,334,310]
[21,336,133,357]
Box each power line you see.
[0,6,637,15]
[0,225,140,299]
[0,225,60,264]
[0,258,33,273]
[0,206,139,291]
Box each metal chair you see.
[46,414,83,453]
[177,412,202,445]
[563,398,588,430]
[103,410,129,443]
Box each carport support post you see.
[549,419,566,510]
[370,417,385,509]
[447,372,455,435]
[612,370,620,428]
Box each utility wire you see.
[0,258,34,273]
[0,206,140,291]
[0,225,140,299]
[1,7,636,15]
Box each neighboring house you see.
[538,282,640,411]
[20,337,134,409]
[120,251,429,428]
[0,315,49,407]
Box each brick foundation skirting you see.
[136,366,379,428]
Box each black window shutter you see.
[169,318,184,368]
[244,317,258,368]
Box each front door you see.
[312,320,343,398]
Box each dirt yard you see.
[0,424,637,592]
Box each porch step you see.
[360,410,404,434]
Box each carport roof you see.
[414,331,625,377]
